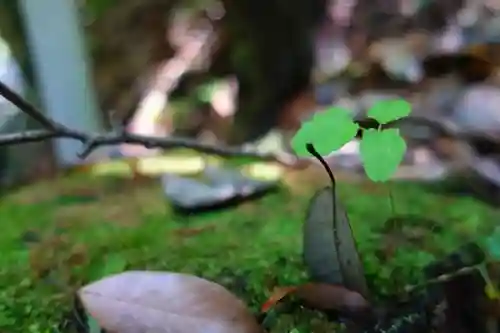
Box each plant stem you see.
[305,143,342,281]
[387,183,396,215]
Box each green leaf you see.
[367,99,412,124]
[291,107,359,156]
[360,128,407,182]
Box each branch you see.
[0,80,300,166]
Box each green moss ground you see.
[0,169,498,332]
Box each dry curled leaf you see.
[78,271,263,333]
[261,283,370,314]
[261,286,298,312]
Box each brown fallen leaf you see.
[261,283,370,314]
[79,271,263,333]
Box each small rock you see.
[451,84,500,135]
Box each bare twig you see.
[0,80,300,166]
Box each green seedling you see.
[291,99,412,182]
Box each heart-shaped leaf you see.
[367,99,412,124]
[291,107,359,157]
[360,128,407,182]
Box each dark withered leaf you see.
[303,187,369,298]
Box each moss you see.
[0,168,498,332]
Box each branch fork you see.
[0,80,300,166]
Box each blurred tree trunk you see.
[219,0,327,143]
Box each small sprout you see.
[291,98,411,182]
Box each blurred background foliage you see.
[0,0,326,143]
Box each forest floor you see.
[0,162,499,333]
